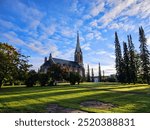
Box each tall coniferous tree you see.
[87,64,90,82]
[102,70,105,81]
[128,35,136,83]
[91,68,94,82]
[123,41,130,83]
[134,51,142,81]
[115,32,124,83]
[98,63,102,82]
[139,26,150,84]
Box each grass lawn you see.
[0,82,150,113]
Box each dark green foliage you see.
[134,52,142,82]
[128,35,137,83]
[139,26,150,84]
[38,73,49,86]
[91,68,94,82]
[87,64,90,82]
[123,41,130,83]
[17,55,32,84]
[25,70,38,87]
[47,64,64,85]
[0,43,19,87]
[0,43,31,88]
[75,73,82,85]
[114,27,150,84]
[69,72,81,85]
[107,74,117,82]
[98,63,102,82]
[114,32,124,83]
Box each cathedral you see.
[40,32,85,77]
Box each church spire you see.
[76,31,81,52]
[75,31,83,65]
[49,53,52,60]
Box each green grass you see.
[0,82,150,113]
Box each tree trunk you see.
[0,80,2,89]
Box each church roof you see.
[42,58,82,68]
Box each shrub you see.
[38,73,49,86]
[69,72,81,85]
[25,70,38,87]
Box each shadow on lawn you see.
[0,87,150,113]
[0,84,150,113]
[0,87,101,102]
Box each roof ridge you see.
[52,57,77,63]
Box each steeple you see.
[49,53,52,60]
[44,57,47,63]
[76,31,81,52]
[74,31,83,65]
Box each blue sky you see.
[0,0,150,76]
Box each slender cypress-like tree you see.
[139,26,150,84]
[128,35,137,83]
[134,51,142,82]
[102,70,105,81]
[123,41,130,83]
[91,68,94,82]
[115,32,124,83]
[87,64,90,82]
[98,63,102,82]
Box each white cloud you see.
[29,20,41,30]
[90,1,105,17]
[85,30,103,40]
[108,22,135,31]
[39,23,57,40]
[83,48,116,76]
[101,64,116,76]
[0,19,28,33]
[76,20,83,28]
[82,15,91,20]
[0,19,15,29]
[93,30,103,40]
[80,36,85,42]
[81,43,91,51]
[59,26,75,38]
[70,0,79,12]
[98,0,136,28]
[107,43,115,49]
[86,33,94,40]
[147,35,150,46]
[2,31,26,45]
[2,30,61,56]
[59,48,74,61]
[90,20,98,27]
[12,1,45,30]
[29,57,44,71]
[121,0,150,19]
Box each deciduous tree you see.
[0,43,31,88]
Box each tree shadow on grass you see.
[0,87,101,102]
[0,83,150,113]
[0,89,150,113]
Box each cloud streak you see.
[0,0,149,75]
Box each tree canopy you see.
[0,42,31,88]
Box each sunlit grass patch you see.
[0,82,150,113]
